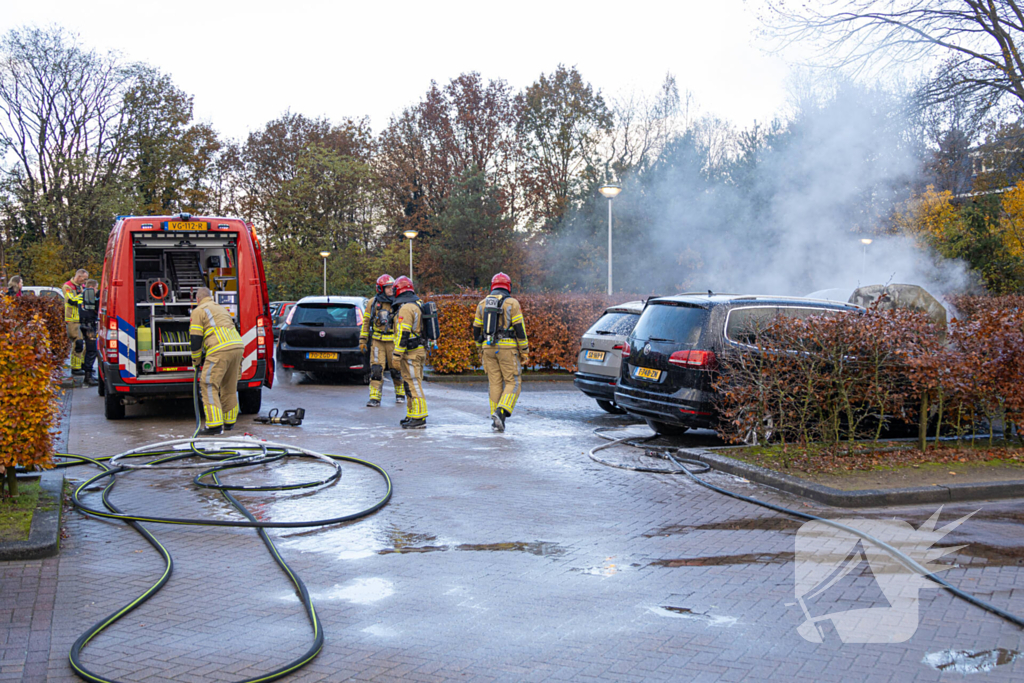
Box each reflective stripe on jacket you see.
[189,297,243,364]
[393,300,423,355]
[63,281,83,322]
[472,295,529,351]
[359,296,396,343]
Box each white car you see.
[21,286,65,301]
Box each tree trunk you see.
[4,468,17,498]
[919,393,929,452]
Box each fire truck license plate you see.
[635,367,661,381]
[307,352,338,360]
[166,221,207,231]
[585,350,605,361]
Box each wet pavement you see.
[3,373,1024,681]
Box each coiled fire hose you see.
[590,425,1024,632]
[50,372,393,683]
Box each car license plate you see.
[585,350,606,361]
[165,220,207,231]
[635,367,662,381]
[307,352,338,360]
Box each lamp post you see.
[319,251,330,295]
[860,238,872,280]
[403,230,418,280]
[598,183,618,294]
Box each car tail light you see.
[612,344,626,353]
[256,316,267,359]
[668,350,716,369]
[621,342,631,357]
[285,305,297,325]
[106,319,118,362]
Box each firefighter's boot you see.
[491,408,509,432]
[366,398,381,408]
[402,417,427,429]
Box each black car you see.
[614,294,863,436]
[276,296,369,381]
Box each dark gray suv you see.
[614,294,863,436]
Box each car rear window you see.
[725,306,848,345]
[586,312,640,336]
[631,303,706,345]
[292,304,358,327]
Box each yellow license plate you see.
[585,350,606,361]
[636,367,662,381]
[166,221,207,231]
[307,352,338,360]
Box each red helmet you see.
[393,276,414,296]
[375,274,395,294]
[491,272,512,293]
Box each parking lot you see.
[4,375,1024,681]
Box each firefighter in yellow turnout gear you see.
[473,272,529,432]
[391,276,428,429]
[359,274,406,407]
[190,287,244,435]
[63,269,89,377]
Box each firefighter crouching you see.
[360,274,406,407]
[80,278,100,387]
[63,269,89,379]
[391,276,429,429]
[473,272,529,432]
[190,287,244,436]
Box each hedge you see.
[425,293,630,373]
[0,296,66,494]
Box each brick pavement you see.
[2,377,1023,681]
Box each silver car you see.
[573,300,644,413]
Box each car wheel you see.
[239,388,262,415]
[644,418,689,437]
[596,399,627,414]
[104,392,125,420]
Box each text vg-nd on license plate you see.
[635,367,662,381]
[585,350,606,361]
[307,352,339,360]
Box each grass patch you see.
[727,439,1024,475]
[0,480,41,542]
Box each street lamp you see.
[599,183,622,295]
[860,238,872,280]
[319,251,330,296]
[403,230,418,280]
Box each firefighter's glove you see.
[359,341,367,354]
[519,352,529,366]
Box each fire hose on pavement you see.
[589,425,1024,633]
[49,371,393,683]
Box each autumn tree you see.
[518,65,612,232]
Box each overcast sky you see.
[2,0,794,140]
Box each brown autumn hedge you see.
[0,296,65,481]
[425,293,631,373]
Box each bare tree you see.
[765,1,1024,107]
[606,73,691,176]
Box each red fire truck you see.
[97,214,275,419]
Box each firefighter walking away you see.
[63,269,88,380]
[473,272,528,432]
[360,274,406,407]
[391,276,440,429]
[190,287,244,435]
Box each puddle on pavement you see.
[645,518,801,537]
[310,577,394,605]
[922,648,1021,674]
[649,552,794,567]
[571,556,627,576]
[649,606,738,627]
[379,541,566,557]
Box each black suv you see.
[614,294,863,436]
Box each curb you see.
[684,448,1024,508]
[0,468,64,561]
[424,373,574,383]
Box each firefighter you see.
[63,269,89,379]
[473,272,529,432]
[391,276,428,429]
[190,287,244,436]
[359,274,406,407]
[80,278,99,387]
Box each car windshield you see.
[631,303,706,346]
[586,312,640,336]
[292,304,358,327]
